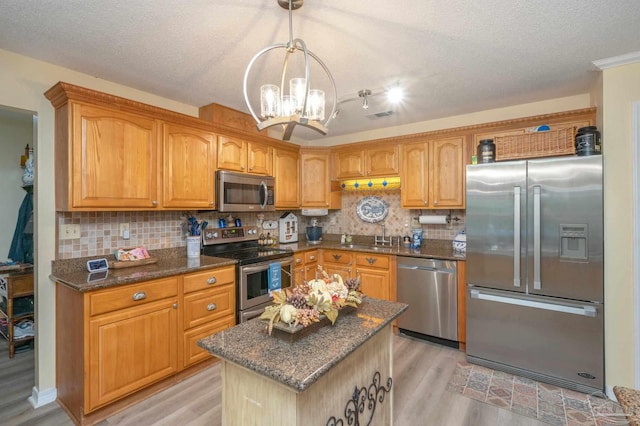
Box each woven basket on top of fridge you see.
[493,127,577,161]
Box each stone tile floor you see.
[447,361,629,426]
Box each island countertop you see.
[198,297,408,393]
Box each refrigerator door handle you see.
[533,185,541,290]
[470,289,597,317]
[513,186,521,287]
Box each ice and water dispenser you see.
[559,224,588,260]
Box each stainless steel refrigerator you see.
[465,155,604,394]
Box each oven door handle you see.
[241,257,293,274]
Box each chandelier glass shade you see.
[243,0,337,140]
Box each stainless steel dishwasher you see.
[397,257,458,343]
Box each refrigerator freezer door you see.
[526,156,603,302]
[466,161,527,292]
[466,286,604,393]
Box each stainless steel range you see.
[201,226,293,323]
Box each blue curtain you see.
[8,190,33,264]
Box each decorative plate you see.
[356,196,389,223]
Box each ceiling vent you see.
[366,110,394,120]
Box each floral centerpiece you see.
[260,266,363,335]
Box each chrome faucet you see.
[374,224,392,246]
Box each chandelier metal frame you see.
[242,0,337,140]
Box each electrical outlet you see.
[119,223,130,240]
[60,224,80,240]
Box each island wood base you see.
[221,324,393,426]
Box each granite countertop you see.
[50,248,236,292]
[198,297,408,393]
[278,237,465,261]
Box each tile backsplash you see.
[57,190,465,259]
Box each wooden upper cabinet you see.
[300,149,333,208]
[247,141,273,175]
[401,142,429,208]
[430,136,465,208]
[162,123,216,209]
[334,145,399,179]
[366,145,399,176]
[70,103,160,209]
[273,147,300,209]
[217,136,273,175]
[217,135,247,172]
[401,136,465,209]
[335,150,365,179]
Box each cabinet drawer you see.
[183,316,235,368]
[183,284,235,329]
[183,266,235,294]
[7,275,34,298]
[355,253,390,269]
[305,250,318,264]
[322,250,353,266]
[89,277,178,317]
[293,253,305,267]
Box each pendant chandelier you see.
[242,0,337,141]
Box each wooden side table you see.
[0,270,34,358]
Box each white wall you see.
[601,62,640,388]
[0,111,33,257]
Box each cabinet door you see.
[300,150,331,207]
[71,103,159,208]
[162,123,216,208]
[355,267,389,301]
[366,145,399,176]
[88,298,178,411]
[217,135,247,172]
[430,136,465,208]
[183,316,235,368]
[335,150,365,179]
[401,142,429,208]
[247,141,272,175]
[273,148,300,208]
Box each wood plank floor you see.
[0,334,547,426]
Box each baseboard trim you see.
[28,386,58,408]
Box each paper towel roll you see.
[418,215,448,225]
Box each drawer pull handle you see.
[366,257,377,265]
[309,255,316,261]
[207,277,217,285]
[295,259,302,264]
[207,303,217,311]
[333,254,342,261]
[132,292,147,301]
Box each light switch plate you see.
[60,224,80,240]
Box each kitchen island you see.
[199,297,408,426]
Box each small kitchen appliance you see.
[305,218,322,244]
[278,212,298,244]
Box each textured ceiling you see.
[1,1,639,142]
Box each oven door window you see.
[242,262,292,309]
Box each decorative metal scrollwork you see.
[326,371,392,426]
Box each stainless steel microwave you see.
[216,170,275,212]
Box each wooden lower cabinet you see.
[457,260,467,351]
[56,265,236,424]
[320,250,395,302]
[88,298,179,410]
[293,249,319,285]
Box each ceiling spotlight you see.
[358,89,372,110]
[386,86,404,103]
